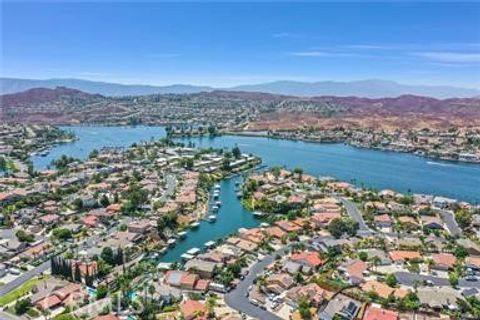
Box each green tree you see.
[386,273,398,287]
[101,247,115,265]
[52,228,73,240]
[96,284,108,300]
[232,146,241,159]
[358,251,368,262]
[14,298,32,315]
[16,229,34,243]
[455,209,473,229]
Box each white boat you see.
[236,192,242,198]
[213,192,220,200]
[159,248,167,254]
[208,215,217,222]
[214,184,221,190]
[215,201,222,207]
[177,231,187,239]
[204,241,216,249]
[181,253,194,261]
[212,205,219,212]
[187,247,201,256]
[167,238,176,246]
[260,222,270,228]
[190,222,200,228]
[253,211,265,217]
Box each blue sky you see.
[2,2,480,88]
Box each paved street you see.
[438,209,462,238]
[395,271,480,288]
[0,260,50,297]
[224,247,289,320]
[0,310,24,320]
[160,174,177,202]
[339,198,374,235]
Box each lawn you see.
[0,276,48,306]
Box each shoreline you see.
[224,130,480,165]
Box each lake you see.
[30,126,480,262]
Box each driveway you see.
[0,260,50,297]
[224,248,289,320]
[339,198,374,235]
[437,209,462,238]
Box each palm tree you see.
[372,256,381,272]
[206,295,218,318]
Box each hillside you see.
[2,77,479,99]
[1,87,479,129]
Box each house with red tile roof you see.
[432,253,457,271]
[275,220,302,233]
[180,299,206,320]
[82,214,100,228]
[389,250,421,264]
[363,305,399,320]
[290,251,324,269]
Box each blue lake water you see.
[161,175,260,262]
[30,126,480,262]
[32,126,166,169]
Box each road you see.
[160,174,177,202]
[224,248,289,320]
[395,271,480,288]
[0,260,50,297]
[0,311,23,320]
[437,209,462,238]
[339,198,374,235]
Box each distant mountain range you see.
[1,77,479,99]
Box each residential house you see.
[319,293,360,320]
[363,306,399,320]
[338,259,367,284]
[431,253,456,271]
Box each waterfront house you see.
[184,259,217,279]
[127,219,153,234]
[432,196,457,209]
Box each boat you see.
[207,215,217,222]
[214,183,221,190]
[215,201,222,207]
[190,221,200,228]
[167,238,176,247]
[187,247,201,256]
[204,241,216,249]
[260,222,270,228]
[181,253,194,261]
[213,192,220,200]
[235,181,240,186]
[39,151,49,157]
[159,248,167,254]
[177,231,187,239]
[236,191,242,198]
[253,211,265,217]
[212,205,219,212]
